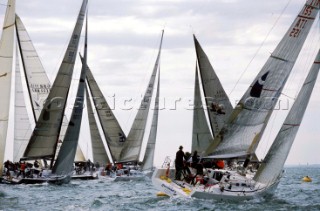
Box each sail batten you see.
[205,0,319,157]
[0,0,15,175]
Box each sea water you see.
[0,165,319,211]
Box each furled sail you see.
[0,0,15,175]
[193,35,233,137]
[85,85,110,166]
[119,30,164,163]
[254,50,320,185]
[52,9,88,175]
[191,67,213,154]
[22,0,88,162]
[14,47,32,162]
[85,63,125,162]
[141,70,160,171]
[205,0,320,158]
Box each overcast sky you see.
[1,0,319,166]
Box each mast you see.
[52,8,89,175]
[254,49,320,185]
[0,0,15,175]
[22,0,88,163]
[205,0,320,158]
[119,30,164,163]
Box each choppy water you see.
[1,165,319,211]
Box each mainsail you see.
[85,86,110,165]
[141,70,160,171]
[119,30,164,163]
[52,9,88,175]
[205,0,319,158]
[85,64,125,162]
[193,35,233,137]
[0,0,15,175]
[191,67,213,154]
[22,0,88,162]
[254,50,320,185]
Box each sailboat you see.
[2,0,88,184]
[109,30,163,181]
[152,0,319,199]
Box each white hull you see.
[152,167,279,201]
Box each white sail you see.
[119,30,164,163]
[15,15,51,120]
[205,0,319,158]
[15,14,73,161]
[142,70,160,171]
[23,0,88,162]
[0,0,15,175]
[191,67,213,154]
[254,50,320,185]
[193,35,233,137]
[86,86,110,166]
[85,64,125,162]
[52,9,88,175]
[13,47,32,162]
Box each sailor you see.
[17,161,26,178]
[175,146,189,180]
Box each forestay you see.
[119,30,164,163]
[23,0,88,161]
[254,50,320,185]
[0,0,15,175]
[205,0,320,158]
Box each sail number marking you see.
[289,5,316,38]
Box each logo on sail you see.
[250,71,269,98]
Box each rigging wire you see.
[228,0,293,97]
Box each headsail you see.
[22,0,88,162]
[15,14,51,121]
[52,8,88,175]
[141,70,160,171]
[85,63,125,162]
[14,47,32,162]
[205,0,320,158]
[85,85,110,165]
[119,30,164,163]
[0,0,15,175]
[193,35,233,137]
[254,50,320,185]
[191,67,213,154]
